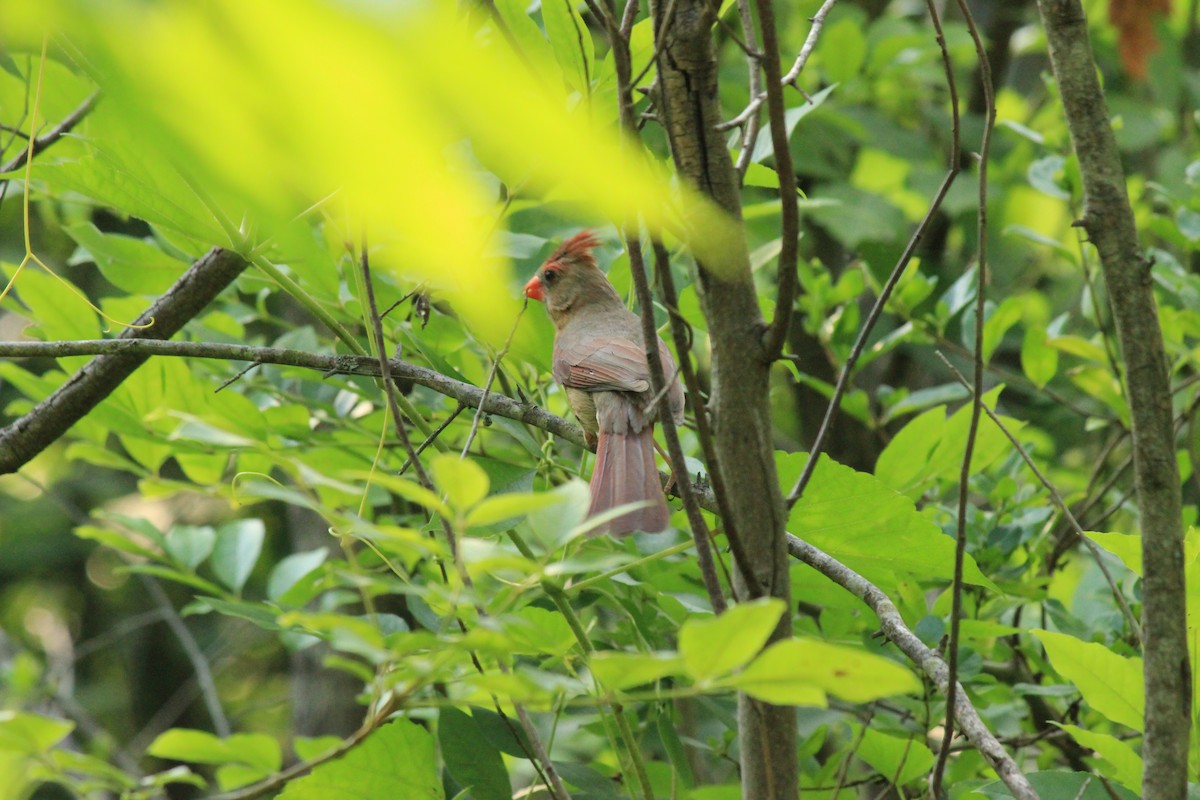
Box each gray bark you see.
[648,3,797,798]
[1036,2,1191,797]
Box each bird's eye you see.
[542,269,558,284]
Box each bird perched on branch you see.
[524,231,685,535]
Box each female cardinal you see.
[524,231,685,535]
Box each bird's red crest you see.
[547,230,600,268]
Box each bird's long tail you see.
[589,428,670,536]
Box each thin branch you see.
[628,236,727,612]
[733,0,763,181]
[785,535,1039,800]
[718,0,837,132]
[652,243,755,587]
[0,89,99,174]
[401,403,466,475]
[754,0,801,359]
[784,0,963,510]
[0,247,249,475]
[461,304,526,457]
[932,0,995,793]
[0,337,588,447]
[138,576,231,737]
[935,352,1142,642]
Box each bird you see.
[524,230,685,536]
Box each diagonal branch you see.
[0,247,248,475]
[0,89,100,175]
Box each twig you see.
[785,534,1038,800]
[0,89,99,174]
[718,0,837,132]
[609,3,727,611]
[784,0,963,509]
[139,576,231,737]
[0,247,249,475]
[733,0,763,180]
[401,403,466,475]
[931,0,995,794]
[627,235,727,612]
[0,337,590,448]
[651,243,757,592]
[754,0,801,360]
[461,303,526,457]
[935,352,1142,643]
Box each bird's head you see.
[524,230,621,322]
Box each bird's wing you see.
[553,337,651,394]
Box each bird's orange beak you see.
[524,275,545,302]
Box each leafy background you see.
[0,0,1196,798]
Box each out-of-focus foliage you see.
[0,0,1196,798]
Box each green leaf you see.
[465,491,563,528]
[751,84,838,163]
[211,519,265,593]
[981,296,1024,362]
[278,720,441,800]
[723,637,918,704]
[1084,531,1141,575]
[359,472,452,519]
[780,452,996,590]
[0,712,74,754]
[165,525,217,571]
[1057,724,1142,791]
[541,0,593,94]
[268,548,328,602]
[64,221,187,294]
[439,708,510,800]
[492,0,557,70]
[679,599,786,681]
[589,652,686,692]
[1021,325,1058,388]
[1032,630,1143,731]
[148,730,281,771]
[429,454,490,510]
[1027,155,1070,199]
[1177,207,1200,242]
[856,728,934,787]
[818,18,867,83]
[974,771,1138,799]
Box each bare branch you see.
[718,0,837,132]
[936,353,1143,644]
[784,0,963,509]
[1037,2,1190,794]
[931,0,996,793]
[785,535,1039,800]
[0,247,249,475]
[0,89,99,174]
[753,0,800,359]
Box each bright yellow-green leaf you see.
[723,637,918,705]
[13,0,739,345]
[1021,325,1058,388]
[541,0,594,94]
[1057,724,1143,791]
[781,452,997,590]
[590,652,686,692]
[358,472,451,519]
[277,721,440,800]
[1032,630,1143,731]
[856,728,934,787]
[430,454,489,511]
[466,491,565,528]
[0,712,74,754]
[148,730,281,772]
[679,599,786,681]
[1085,531,1142,575]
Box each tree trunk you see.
[1036,2,1191,797]
[649,3,797,798]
